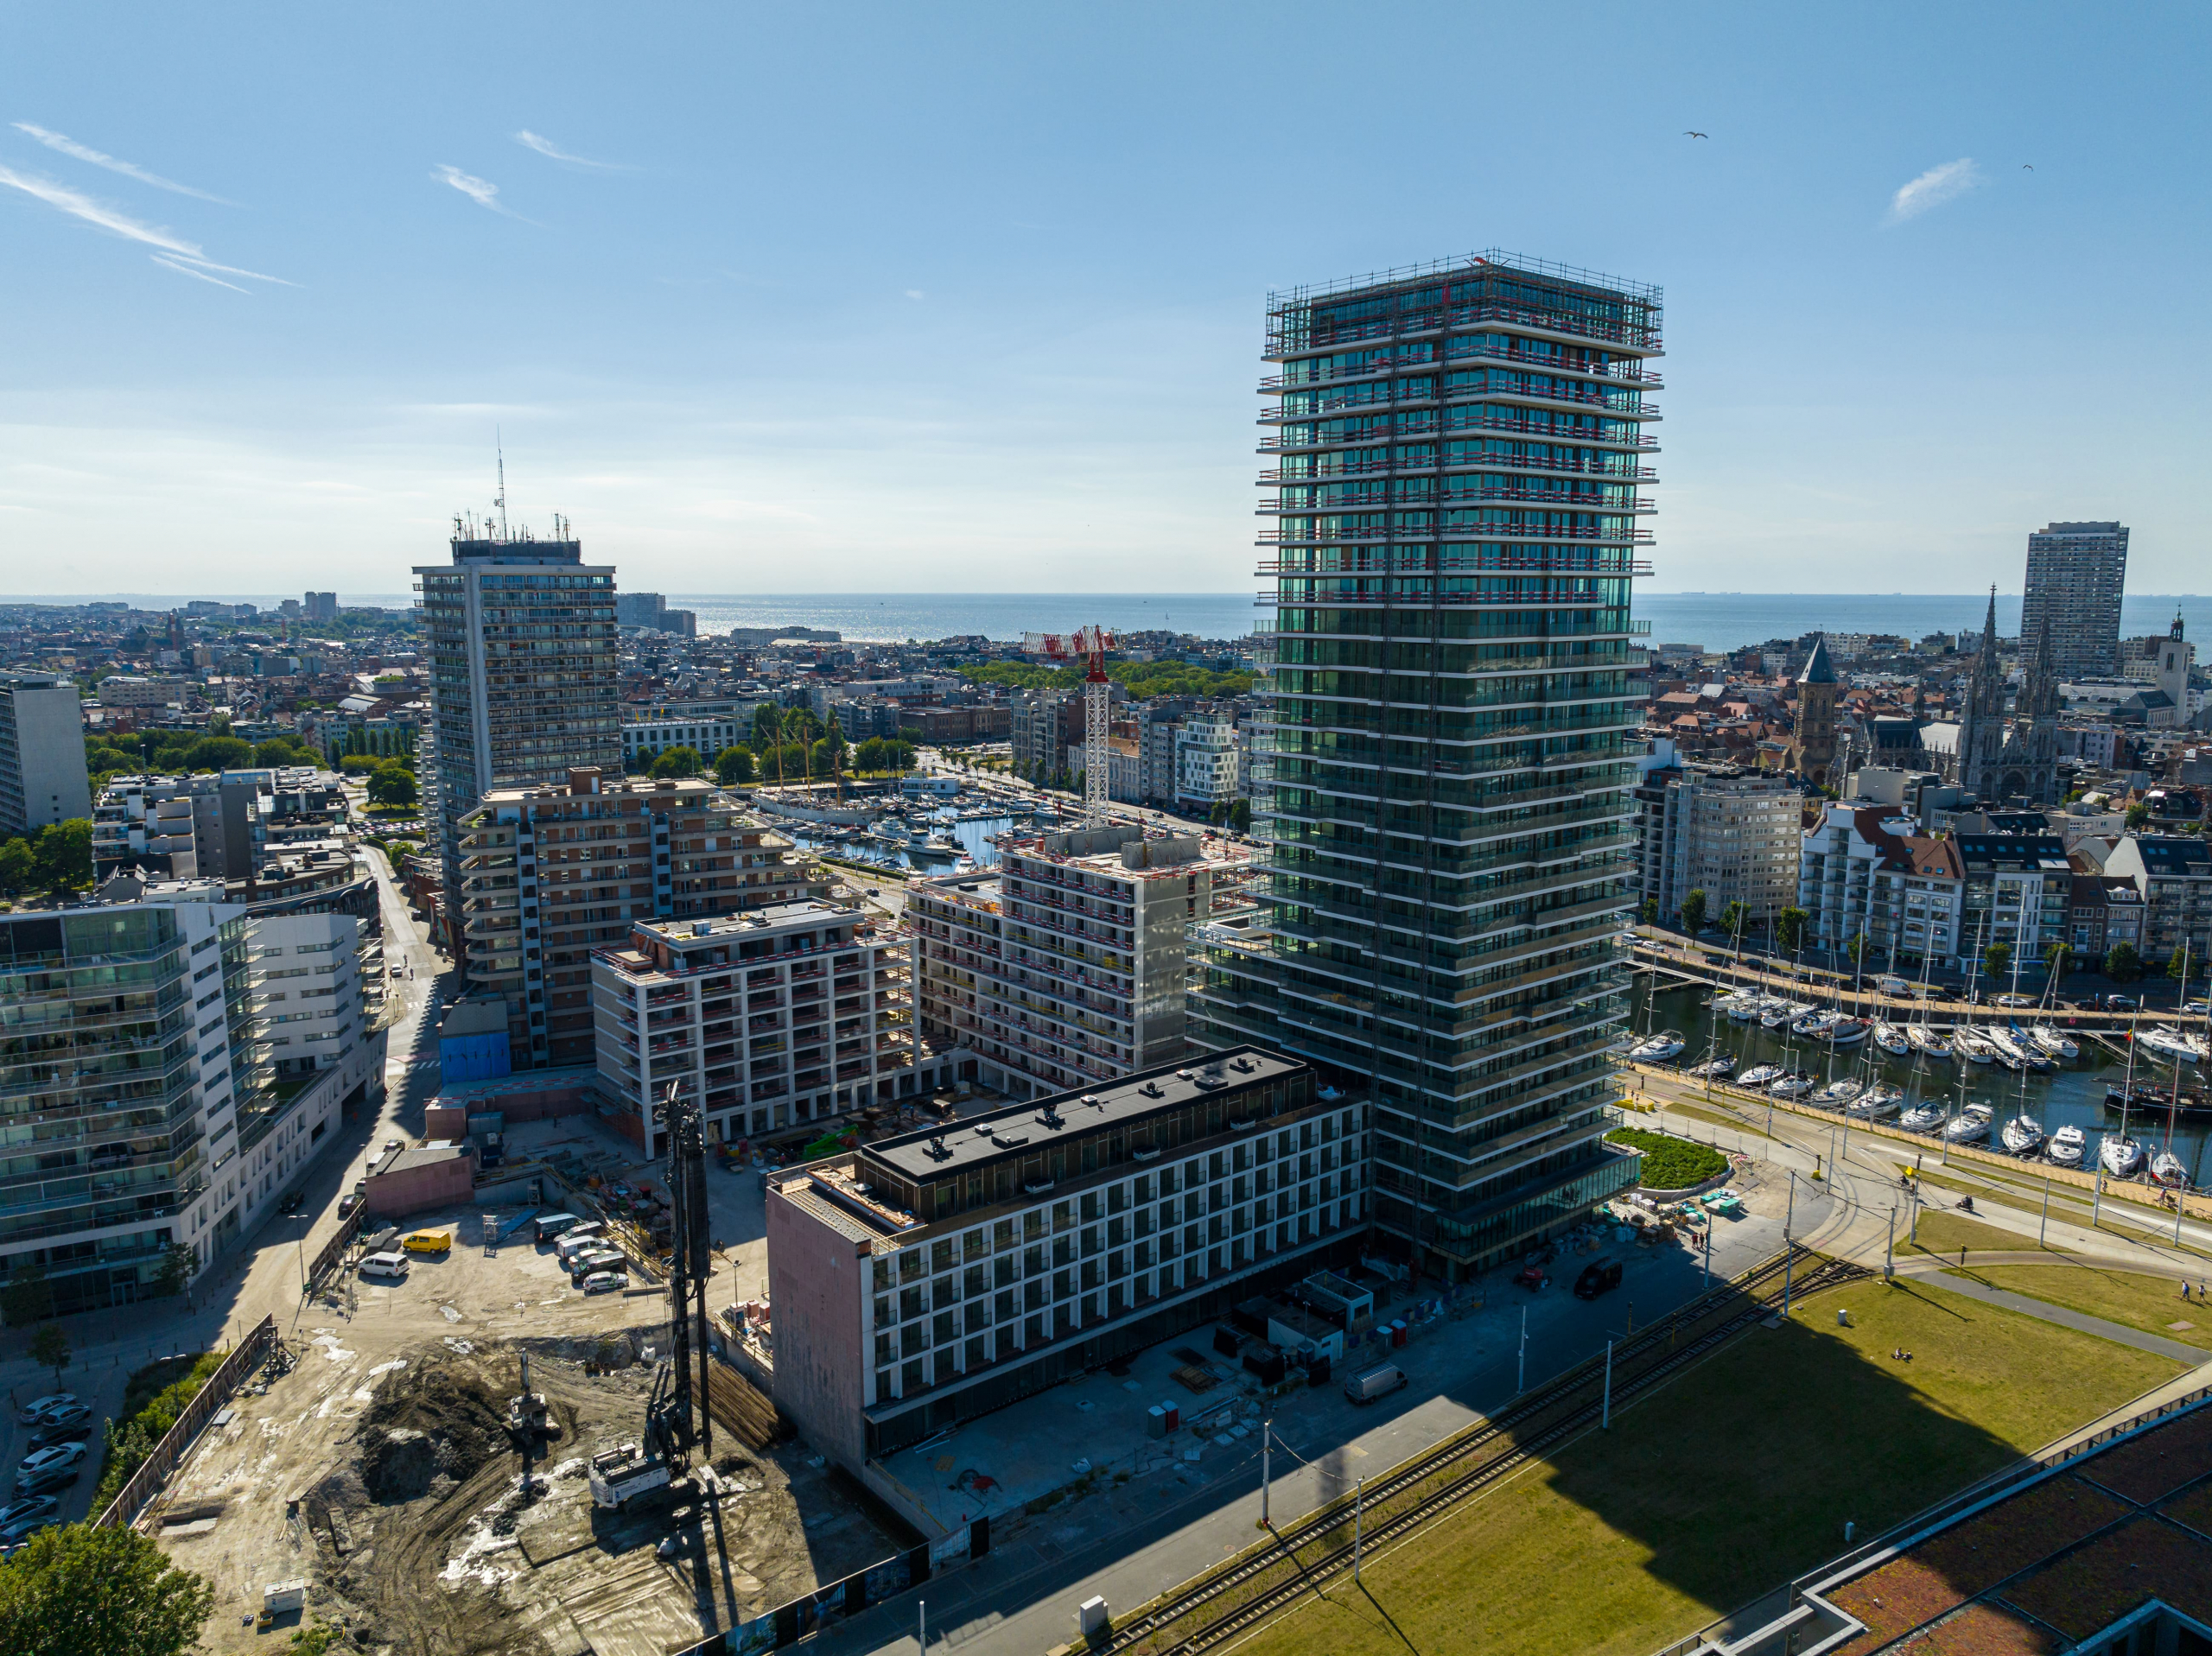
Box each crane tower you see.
[1022,626,1116,823]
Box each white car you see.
[16,1395,77,1427]
[582,1270,626,1295]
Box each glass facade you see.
[0,908,232,1310]
[1190,251,1656,1277]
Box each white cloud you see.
[434,164,536,223]
[0,162,288,289]
[1888,158,1981,223]
[513,130,623,171]
[905,289,925,300]
[11,123,232,203]
[149,255,247,293]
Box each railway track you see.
[1101,1246,1865,1656]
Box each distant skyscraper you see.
[0,671,92,835]
[303,591,340,623]
[415,524,621,964]
[1191,251,1656,1279]
[2022,520,2127,679]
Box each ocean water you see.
[15,590,2208,651]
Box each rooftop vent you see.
[925,1136,952,1161]
[1139,1082,1164,1098]
[1230,1057,1255,1074]
[1176,1069,1195,1081]
[992,1132,1030,1149]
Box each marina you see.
[746,783,1084,876]
[1631,977,2212,1189]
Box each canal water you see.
[1635,976,2212,1183]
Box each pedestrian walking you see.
[2185,1282,2194,1303]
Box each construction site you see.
[149,1086,918,1656]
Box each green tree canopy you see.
[0,1522,216,1656]
[182,736,254,772]
[649,745,702,779]
[32,822,92,895]
[1717,900,1747,941]
[0,838,34,898]
[1678,888,1707,936]
[713,746,757,785]
[1774,907,1808,953]
[365,764,416,807]
[2105,942,2144,983]
[2170,946,2192,982]
[1982,941,2012,980]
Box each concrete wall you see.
[365,1151,477,1218]
[764,1186,868,1475]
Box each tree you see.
[2045,940,2070,977]
[365,764,416,807]
[2105,942,2144,983]
[1983,941,2012,980]
[1718,900,1747,942]
[29,1324,69,1391]
[754,705,787,790]
[3,1263,52,1329]
[0,837,33,897]
[207,709,232,738]
[1676,888,1707,936]
[182,735,254,773]
[714,746,756,786]
[649,745,702,779]
[2170,946,2192,981]
[1775,907,1809,953]
[1638,897,1658,927]
[337,753,385,776]
[2126,802,2152,830]
[32,821,92,894]
[153,1243,194,1299]
[0,1523,217,1656]
[1847,932,1870,967]
[1230,797,1253,834]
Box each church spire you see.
[2025,601,2060,720]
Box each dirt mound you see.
[357,1357,517,1502]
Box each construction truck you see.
[587,1442,671,1512]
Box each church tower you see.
[1791,634,1840,784]
[1963,586,2009,798]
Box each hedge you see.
[1604,1126,1728,1190]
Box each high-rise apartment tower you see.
[0,671,93,836]
[2021,520,2128,679]
[416,525,621,962]
[1191,251,1654,1278]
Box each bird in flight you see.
[1684,130,1708,138]
[2023,163,2034,170]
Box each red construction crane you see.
[1022,626,1116,823]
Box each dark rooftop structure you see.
[1711,1392,2212,1654]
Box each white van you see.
[359,1251,410,1282]
[555,1227,607,1265]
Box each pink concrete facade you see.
[764,1186,869,1473]
[364,1148,478,1218]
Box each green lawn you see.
[1951,1262,2209,1348]
[1899,1209,2059,1259]
[1230,1278,2183,1656]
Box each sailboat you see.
[2103,1019,2146,1177]
[2151,945,2196,1189]
[1873,1018,1911,1056]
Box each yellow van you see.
[402,1228,453,1255]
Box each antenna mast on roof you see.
[495,428,510,542]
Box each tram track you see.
[1103,1245,1865,1656]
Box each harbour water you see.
[766,799,1071,875]
[1634,977,2212,1183]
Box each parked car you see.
[569,1248,627,1283]
[337,1193,360,1217]
[0,1495,58,1537]
[2106,994,2139,1012]
[16,1443,87,1494]
[1994,994,2035,1008]
[29,1419,93,1450]
[1343,1361,1407,1405]
[278,1190,305,1215]
[581,1270,626,1296]
[403,1228,454,1255]
[16,1395,77,1428]
[358,1251,410,1283]
[1573,1258,1624,1300]
[27,1400,90,1433]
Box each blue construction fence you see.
[682,1518,989,1656]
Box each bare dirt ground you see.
[153,1208,912,1656]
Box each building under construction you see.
[1190,250,1656,1278]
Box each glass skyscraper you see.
[1190,251,1655,1278]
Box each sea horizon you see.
[4,590,2207,653]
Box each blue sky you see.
[2,3,2208,599]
